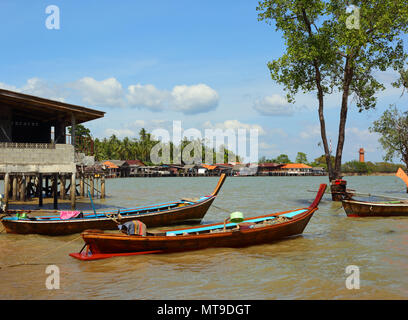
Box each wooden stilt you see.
[71,173,76,210]
[38,173,43,207]
[20,175,26,202]
[80,175,84,197]
[12,176,17,201]
[60,175,65,200]
[90,175,94,198]
[45,176,49,197]
[53,173,58,210]
[4,173,10,211]
[101,175,105,199]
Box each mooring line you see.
[0,234,83,269]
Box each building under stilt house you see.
[0,88,105,211]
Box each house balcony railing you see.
[0,142,56,149]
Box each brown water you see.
[1,176,408,299]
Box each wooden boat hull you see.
[342,199,408,217]
[2,174,226,235]
[70,184,327,259]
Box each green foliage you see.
[257,0,408,180]
[341,160,369,174]
[370,104,408,168]
[310,154,335,169]
[257,0,408,109]
[342,160,405,173]
[93,128,241,165]
[259,154,292,163]
[295,152,308,164]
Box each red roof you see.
[125,160,145,166]
[258,163,282,168]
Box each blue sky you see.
[1,0,408,164]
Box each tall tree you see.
[370,105,408,169]
[295,152,308,164]
[275,154,291,163]
[257,0,408,189]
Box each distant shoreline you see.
[342,173,396,176]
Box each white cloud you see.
[0,78,66,102]
[253,94,294,116]
[70,77,125,107]
[300,125,321,140]
[203,119,266,136]
[126,83,170,111]
[1,77,220,115]
[344,127,381,154]
[104,128,136,138]
[170,84,219,114]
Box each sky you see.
[1,0,408,164]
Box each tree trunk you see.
[334,56,354,180]
[330,57,354,201]
[300,8,334,181]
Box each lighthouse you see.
[359,148,365,162]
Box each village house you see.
[281,163,313,175]
[0,88,105,210]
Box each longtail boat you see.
[1,174,226,235]
[341,198,408,217]
[69,183,327,261]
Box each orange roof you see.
[103,161,119,169]
[281,163,312,169]
[202,164,217,170]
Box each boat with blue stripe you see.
[1,174,227,236]
[70,183,327,260]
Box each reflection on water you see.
[1,175,408,299]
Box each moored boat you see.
[69,183,327,261]
[1,174,226,235]
[341,198,408,217]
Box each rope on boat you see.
[0,234,83,269]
